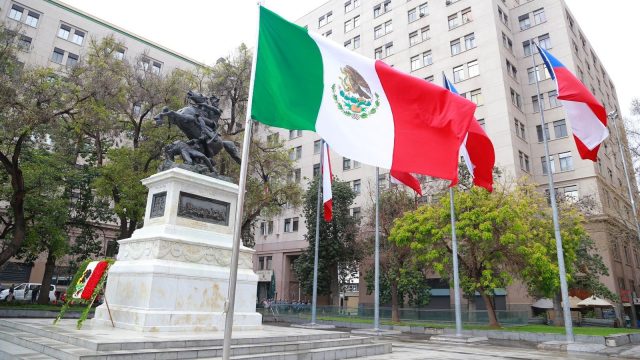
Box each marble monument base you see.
[92,168,262,332]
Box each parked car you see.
[0,283,57,303]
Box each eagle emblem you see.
[331,65,380,120]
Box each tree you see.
[0,27,90,268]
[294,178,360,305]
[361,187,430,322]
[390,183,577,328]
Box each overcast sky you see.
[61,0,638,117]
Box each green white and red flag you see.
[251,6,477,181]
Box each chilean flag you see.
[443,75,495,192]
[390,169,422,195]
[536,44,609,161]
[322,142,333,222]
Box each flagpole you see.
[374,167,380,330]
[311,139,325,325]
[442,71,464,337]
[532,42,574,342]
[222,4,261,360]
[449,188,463,336]
[609,111,640,327]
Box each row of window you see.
[517,149,574,175]
[8,4,39,28]
[50,47,79,67]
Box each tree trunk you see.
[0,166,26,267]
[390,280,400,322]
[467,294,477,324]
[553,292,565,327]
[38,251,56,304]
[481,292,500,328]
[329,264,340,306]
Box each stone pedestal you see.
[93,168,262,332]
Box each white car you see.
[0,283,56,303]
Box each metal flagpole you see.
[374,167,380,330]
[449,188,463,336]
[609,111,640,327]
[222,4,261,359]
[532,42,574,342]
[311,139,325,325]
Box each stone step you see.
[0,319,351,351]
[0,325,382,360]
[206,342,393,360]
[0,338,56,360]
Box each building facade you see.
[0,0,204,287]
[253,0,639,313]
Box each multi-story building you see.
[0,0,204,286]
[253,0,639,315]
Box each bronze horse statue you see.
[153,96,241,166]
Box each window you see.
[318,11,333,27]
[352,207,361,220]
[410,55,421,71]
[293,168,301,183]
[323,30,332,37]
[612,241,621,261]
[51,48,65,64]
[424,75,434,82]
[553,119,567,138]
[502,32,513,52]
[408,8,417,22]
[450,39,461,55]
[506,59,517,79]
[152,61,162,75]
[66,53,78,67]
[470,89,483,106]
[343,157,352,170]
[25,11,39,27]
[461,8,472,23]
[560,185,578,202]
[8,5,23,21]
[542,155,555,175]
[17,35,31,51]
[477,118,485,129]
[536,124,550,142]
[421,26,430,41]
[515,118,526,140]
[419,2,428,16]
[353,35,361,49]
[422,50,432,66]
[410,31,419,46]
[538,33,551,49]
[375,47,383,59]
[548,90,560,107]
[71,30,85,45]
[467,60,479,78]
[345,0,360,13]
[532,95,543,113]
[511,88,522,109]
[353,179,361,194]
[523,40,532,56]
[464,33,476,50]
[384,42,394,57]
[289,146,302,160]
[519,151,530,172]
[258,256,273,270]
[313,163,320,177]
[284,217,299,232]
[519,14,531,30]
[527,66,543,84]
[448,13,459,29]
[58,24,71,39]
[558,151,573,171]
[374,25,383,38]
[314,140,321,154]
[533,8,546,25]
[344,15,360,32]
[374,1,391,17]
[289,129,303,139]
[453,65,464,82]
[497,6,509,25]
[267,133,279,144]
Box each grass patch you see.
[0,303,90,311]
[312,315,640,336]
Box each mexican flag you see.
[251,7,477,181]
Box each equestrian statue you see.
[154,91,241,179]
